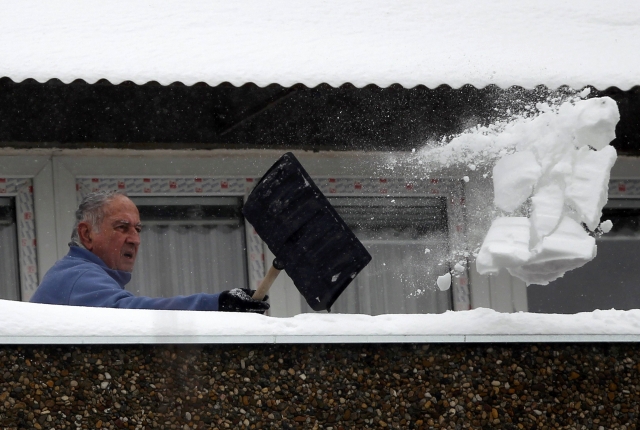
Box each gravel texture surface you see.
[1,343,639,429]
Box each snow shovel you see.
[242,152,372,312]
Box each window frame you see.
[0,155,56,301]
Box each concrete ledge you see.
[2,333,640,344]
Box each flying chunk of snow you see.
[473,96,619,284]
[600,220,613,233]
[530,183,564,241]
[395,94,618,287]
[507,216,596,285]
[569,97,619,151]
[492,151,541,212]
[476,217,532,274]
[436,273,451,291]
[565,145,617,231]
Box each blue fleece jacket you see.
[30,246,221,310]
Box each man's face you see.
[84,195,142,272]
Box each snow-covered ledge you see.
[3,300,640,344]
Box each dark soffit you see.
[0,78,638,155]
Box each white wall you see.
[2,148,638,312]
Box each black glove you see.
[219,288,270,314]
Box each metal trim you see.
[2,333,640,345]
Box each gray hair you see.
[69,190,125,247]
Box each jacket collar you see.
[68,246,132,288]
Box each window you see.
[0,197,20,300]
[127,197,248,297]
[527,199,640,313]
[298,196,453,315]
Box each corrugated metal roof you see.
[0,78,638,154]
[1,1,639,89]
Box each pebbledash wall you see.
[1,343,640,429]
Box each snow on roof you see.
[1,0,639,89]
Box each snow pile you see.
[2,299,640,341]
[476,96,619,285]
[380,93,620,289]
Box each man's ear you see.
[77,222,93,250]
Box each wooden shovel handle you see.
[253,264,281,301]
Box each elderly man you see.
[30,191,269,313]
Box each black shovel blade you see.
[243,152,372,311]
